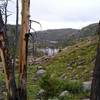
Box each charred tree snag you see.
[90,21,100,100]
[0,10,17,100]
[18,0,30,99]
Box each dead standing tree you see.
[0,0,30,99]
[0,0,40,99]
[90,21,100,100]
[18,0,30,99]
[0,10,17,100]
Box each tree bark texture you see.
[0,10,17,100]
[18,0,30,100]
[90,22,100,100]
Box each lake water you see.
[39,48,59,56]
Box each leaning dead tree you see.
[0,1,18,100]
[0,9,17,100]
[0,0,30,99]
[90,21,100,100]
[0,0,42,99]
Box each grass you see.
[26,36,98,99]
[0,36,98,99]
[44,37,97,81]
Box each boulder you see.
[36,89,46,99]
[59,90,69,97]
[36,69,46,77]
[82,81,92,91]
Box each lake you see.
[39,48,59,56]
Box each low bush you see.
[39,73,83,99]
[63,80,83,93]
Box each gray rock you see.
[36,89,46,99]
[59,90,69,97]
[32,76,38,82]
[38,89,45,95]
[60,74,67,80]
[77,65,83,69]
[36,69,46,77]
[71,76,78,80]
[37,66,43,70]
[67,67,72,70]
[67,63,71,67]
[82,81,92,91]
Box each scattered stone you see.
[71,76,78,80]
[36,69,46,77]
[32,76,38,82]
[60,74,67,80]
[59,90,69,97]
[82,81,92,91]
[38,89,45,96]
[67,67,72,70]
[32,56,51,65]
[78,59,85,65]
[37,66,43,70]
[36,89,46,99]
[67,63,71,67]
[77,65,83,69]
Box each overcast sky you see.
[7,0,100,30]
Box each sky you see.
[7,0,100,30]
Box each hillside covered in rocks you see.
[26,35,98,100]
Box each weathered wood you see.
[0,10,18,100]
[90,21,100,100]
[18,0,30,99]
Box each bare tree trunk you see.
[0,10,17,100]
[13,0,19,72]
[18,0,30,99]
[90,21,100,100]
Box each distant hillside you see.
[80,23,98,37]
[34,23,98,48]
[36,28,79,41]
[7,23,98,49]
[36,23,98,39]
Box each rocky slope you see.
[27,35,98,100]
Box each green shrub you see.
[63,80,83,93]
[39,73,83,99]
[39,74,62,98]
